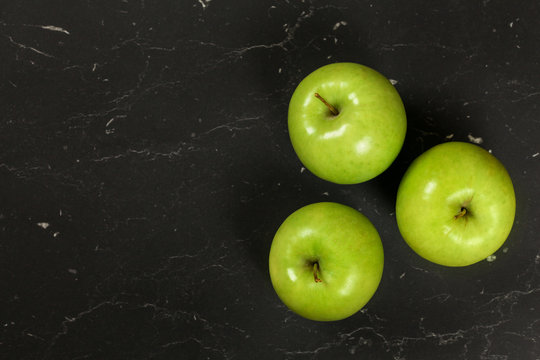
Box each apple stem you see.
[454,207,467,219]
[313,262,322,283]
[314,93,339,116]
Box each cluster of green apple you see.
[269,63,516,322]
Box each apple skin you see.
[288,62,407,184]
[396,142,516,267]
[269,202,384,321]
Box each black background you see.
[1,1,539,359]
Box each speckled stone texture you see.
[1,1,539,359]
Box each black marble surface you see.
[1,1,539,359]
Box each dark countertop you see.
[1,1,539,359]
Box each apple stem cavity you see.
[314,93,339,116]
[454,207,468,219]
[312,262,322,283]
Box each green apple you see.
[396,142,516,267]
[288,62,407,184]
[269,202,384,321]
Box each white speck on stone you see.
[446,133,454,139]
[67,268,78,274]
[39,25,70,35]
[389,79,398,85]
[322,192,329,196]
[278,67,282,74]
[488,149,492,153]
[467,133,484,144]
[486,255,497,262]
[399,272,406,279]
[300,167,306,173]
[509,21,514,28]
[198,0,211,9]
[53,232,60,237]
[59,209,63,216]
[332,21,347,31]
[190,132,196,138]
[502,247,509,253]
[532,152,539,157]
[106,118,116,127]
[37,222,50,229]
